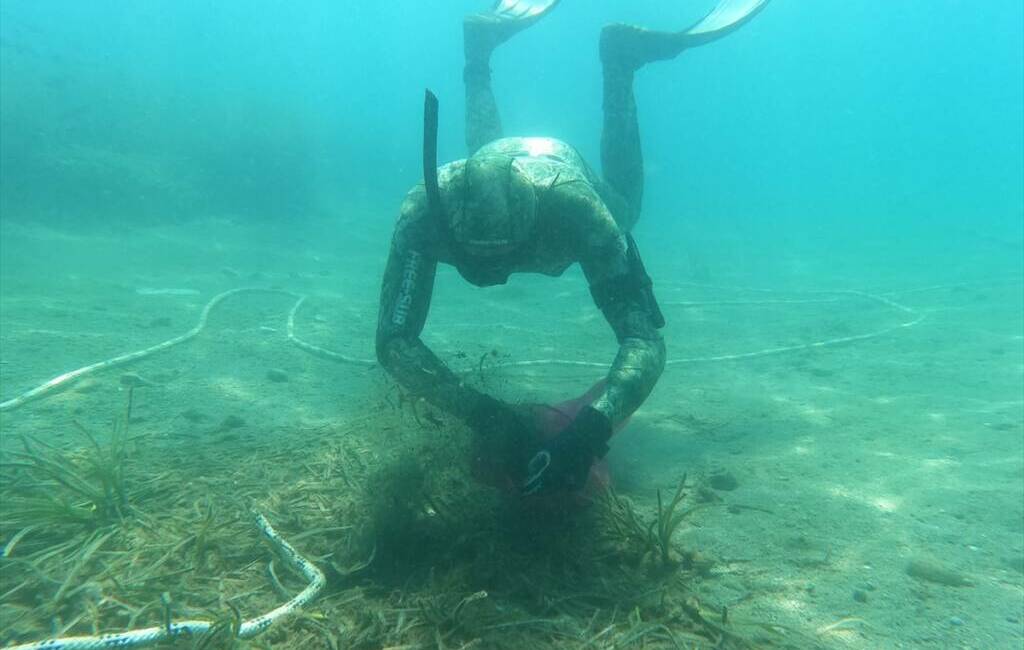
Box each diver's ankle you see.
[464,16,501,64]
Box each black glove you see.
[522,406,612,496]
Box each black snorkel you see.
[422,90,524,287]
[423,90,444,227]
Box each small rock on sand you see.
[709,469,739,491]
[181,408,208,423]
[905,558,974,587]
[266,368,289,382]
[219,415,246,430]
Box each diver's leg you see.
[463,27,503,156]
[463,1,562,155]
[598,0,771,215]
[600,59,644,217]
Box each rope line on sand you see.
[0,288,374,412]
[285,295,375,366]
[5,512,325,650]
[0,284,932,411]
[489,287,925,370]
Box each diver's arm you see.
[521,194,665,495]
[577,203,666,428]
[375,194,480,421]
[586,268,666,428]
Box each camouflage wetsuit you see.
[375,26,665,433]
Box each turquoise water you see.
[1,2,1022,649]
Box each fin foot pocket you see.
[600,0,771,70]
[464,0,562,60]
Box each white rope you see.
[488,288,925,370]
[286,295,375,367]
[0,288,374,412]
[661,297,842,307]
[4,512,326,650]
[0,283,943,411]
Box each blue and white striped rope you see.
[4,512,326,650]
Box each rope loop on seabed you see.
[480,285,928,369]
[3,512,326,650]
[0,283,937,412]
[0,287,376,412]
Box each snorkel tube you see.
[423,90,443,222]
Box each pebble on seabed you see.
[266,368,289,382]
[708,469,739,491]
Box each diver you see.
[376,0,770,497]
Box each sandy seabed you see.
[1,216,1021,649]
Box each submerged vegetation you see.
[0,394,794,649]
[2,392,139,533]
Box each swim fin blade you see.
[601,0,771,69]
[682,0,771,46]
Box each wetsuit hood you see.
[448,152,537,257]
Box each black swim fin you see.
[601,0,771,70]
[465,0,562,59]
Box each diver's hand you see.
[523,407,612,496]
